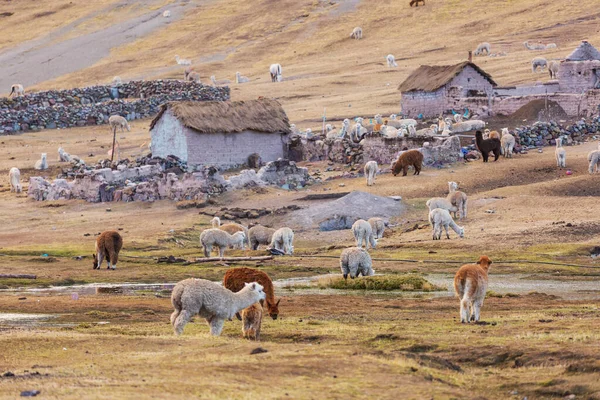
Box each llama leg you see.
[460,298,469,323]
[403,165,408,176]
[173,309,193,335]
[219,246,225,258]
[209,318,225,336]
[473,299,483,322]
[96,251,104,270]
[170,309,181,326]
[204,245,211,257]
[444,224,450,239]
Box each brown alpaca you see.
[453,255,492,323]
[93,231,123,270]
[475,131,501,162]
[242,302,263,340]
[223,267,280,320]
[392,149,423,176]
[488,130,501,140]
[409,0,425,6]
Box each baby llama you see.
[555,137,566,168]
[242,302,263,340]
[93,231,123,270]
[170,278,265,336]
[364,161,378,186]
[8,167,21,193]
[454,255,492,323]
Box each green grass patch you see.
[318,275,444,291]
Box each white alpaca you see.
[416,124,438,136]
[380,125,399,138]
[350,27,363,40]
[474,42,491,56]
[112,76,122,87]
[170,278,266,336]
[58,147,72,162]
[163,10,171,17]
[447,181,468,220]
[187,71,201,83]
[364,161,378,186]
[545,43,557,49]
[8,167,21,193]
[352,219,377,250]
[109,115,130,133]
[588,144,600,174]
[200,229,246,258]
[399,128,408,137]
[523,41,546,51]
[269,64,282,82]
[248,225,276,250]
[270,227,294,255]
[368,217,385,239]
[386,54,398,67]
[334,118,351,139]
[34,153,48,170]
[500,128,515,158]
[9,84,24,97]
[210,75,231,85]
[532,57,548,73]
[429,208,465,240]
[340,247,374,280]
[426,197,458,216]
[555,137,566,168]
[548,60,559,79]
[175,55,191,65]
[235,72,250,84]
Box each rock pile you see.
[513,117,600,147]
[0,80,229,134]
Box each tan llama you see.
[242,302,263,340]
[93,231,123,270]
[453,255,492,323]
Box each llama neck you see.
[232,289,260,314]
[449,220,462,234]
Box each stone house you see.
[150,99,291,170]
[398,61,497,118]
[558,40,600,93]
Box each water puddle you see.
[0,313,56,328]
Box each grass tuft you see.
[318,275,444,291]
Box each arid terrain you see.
[1,1,600,399]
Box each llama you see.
[555,137,566,168]
[588,144,600,174]
[210,75,231,85]
[386,54,398,67]
[368,217,385,239]
[340,247,374,280]
[175,55,191,65]
[352,219,377,250]
[447,181,468,220]
[364,161,378,186]
[223,267,280,320]
[58,147,72,162]
[454,255,492,323]
[187,71,201,83]
[545,43,557,49]
[184,66,194,80]
[409,0,425,6]
[270,227,294,255]
[170,278,265,336]
[8,167,21,193]
[9,84,24,97]
[548,60,559,79]
[453,114,463,123]
[426,197,458,217]
[474,42,491,56]
[163,10,171,17]
[269,64,282,82]
[523,41,546,51]
[93,231,123,270]
[242,303,263,340]
[199,229,246,257]
[212,218,249,249]
[532,57,548,73]
[429,208,465,240]
[34,153,48,170]
[112,76,122,87]
[392,149,423,176]
[236,72,250,83]
[475,131,501,162]
[350,27,363,40]
[500,128,515,158]
[109,115,130,133]
[488,130,501,140]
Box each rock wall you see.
[0,80,229,134]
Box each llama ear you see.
[250,283,256,290]
[476,259,481,264]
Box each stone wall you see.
[449,66,494,97]
[558,60,600,93]
[400,90,446,118]
[0,80,229,134]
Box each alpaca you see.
[548,60,559,79]
[223,267,280,320]
[9,84,24,97]
[235,72,250,83]
[242,302,263,340]
[212,218,249,249]
[523,41,546,51]
[392,149,423,176]
[112,76,122,87]
[488,130,501,140]
[368,217,385,239]
[270,227,294,255]
[248,225,276,250]
[163,10,171,17]
[269,64,282,82]
[187,71,201,83]
[409,0,425,6]
[416,124,438,136]
[200,229,246,257]
[426,197,458,217]
[588,146,600,174]
[34,153,48,170]
[386,54,398,67]
[58,147,72,162]
[352,219,377,250]
[532,57,548,73]
[93,231,123,270]
[340,247,374,280]
[364,161,378,186]
[545,43,557,49]
[210,75,231,85]
[474,42,491,56]
[380,125,399,138]
[109,115,130,133]
[555,137,566,168]
[350,27,363,40]
[453,114,463,123]
[170,278,265,336]
[500,128,515,158]
[454,255,492,323]
[8,167,21,193]
[447,181,468,220]
[175,55,191,65]
[429,208,464,240]
[475,131,501,162]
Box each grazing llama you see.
[93,231,123,270]
[454,255,492,323]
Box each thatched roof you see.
[150,99,291,134]
[566,41,600,61]
[397,62,496,93]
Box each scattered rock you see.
[249,347,268,355]
[20,390,40,397]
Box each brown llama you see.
[392,149,423,176]
[242,302,263,340]
[475,131,501,162]
[409,0,425,6]
[453,255,492,323]
[93,231,123,270]
[223,267,280,320]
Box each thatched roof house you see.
[150,99,291,169]
[398,62,496,118]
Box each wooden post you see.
[111,125,117,163]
